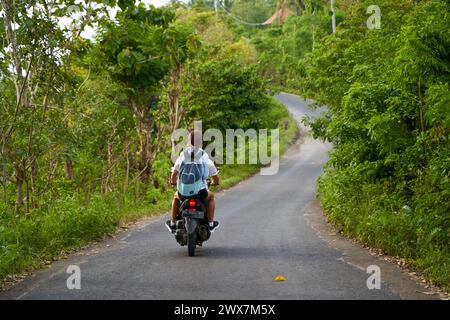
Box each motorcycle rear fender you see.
[185,217,198,234]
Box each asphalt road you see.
[2,93,428,300]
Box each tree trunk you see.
[418,77,425,132]
[14,164,25,215]
[24,160,30,214]
[65,159,74,180]
[1,139,7,205]
[46,157,58,189]
[130,100,154,184]
[168,68,180,123]
[123,140,130,194]
[2,161,6,205]
[0,0,24,91]
[168,66,184,152]
[140,124,152,183]
[104,142,114,193]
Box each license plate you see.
[182,210,204,219]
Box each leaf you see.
[274,275,286,281]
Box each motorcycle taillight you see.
[188,198,196,208]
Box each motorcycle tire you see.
[188,232,196,256]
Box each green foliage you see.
[0,97,297,280]
[302,0,450,288]
[183,57,269,130]
[94,3,175,93]
[223,0,333,88]
[248,12,333,88]
[0,1,298,283]
[229,0,276,25]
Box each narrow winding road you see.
[1,93,434,300]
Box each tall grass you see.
[317,167,449,289]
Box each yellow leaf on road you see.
[274,275,286,281]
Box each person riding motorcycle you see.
[166,130,219,233]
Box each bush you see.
[303,0,450,288]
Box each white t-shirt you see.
[206,158,218,177]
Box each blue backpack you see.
[177,149,207,197]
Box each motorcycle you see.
[168,179,216,256]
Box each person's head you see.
[189,130,202,149]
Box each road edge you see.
[303,200,446,300]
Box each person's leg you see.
[171,192,180,223]
[166,192,180,233]
[205,191,215,223]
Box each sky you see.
[143,0,174,6]
[63,0,188,39]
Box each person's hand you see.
[209,175,219,187]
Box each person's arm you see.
[208,159,219,186]
[170,170,178,186]
[211,174,219,186]
[170,155,182,186]
[201,152,210,181]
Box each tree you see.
[165,21,200,145]
[93,3,175,183]
[0,0,112,213]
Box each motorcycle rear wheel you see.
[188,232,196,256]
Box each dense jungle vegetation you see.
[1,0,448,288]
[225,0,449,287]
